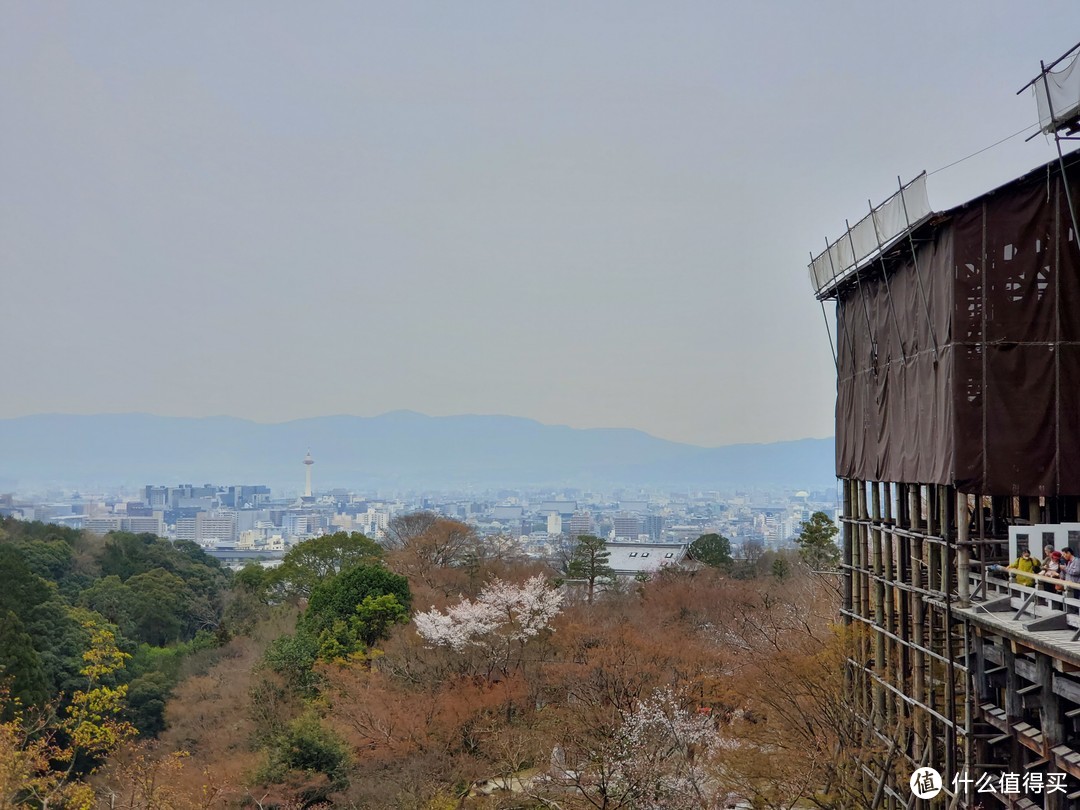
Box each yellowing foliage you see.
[0,619,135,809]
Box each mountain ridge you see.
[0,412,835,490]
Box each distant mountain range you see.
[0,412,836,491]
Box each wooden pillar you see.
[973,631,989,703]
[1004,646,1023,720]
[842,478,854,709]
[1003,646,1024,779]
[872,482,885,721]
[843,479,854,621]
[957,491,971,607]
[855,481,869,722]
[883,482,898,732]
[1042,658,1066,810]
[910,485,926,761]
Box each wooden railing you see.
[967,561,1080,640]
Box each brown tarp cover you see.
[835,153,1080,495]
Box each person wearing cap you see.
[1012,549,1040,587]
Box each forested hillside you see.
[1,515,873,809]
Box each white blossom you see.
[414,575,564,654]
[607,688,729,809]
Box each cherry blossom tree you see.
[535,686,735,810]
[610,688,729,808]
[414,575,563,677]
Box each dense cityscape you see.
[0,451,837,570]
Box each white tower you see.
[303,450,314,498]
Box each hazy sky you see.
[3,3,1079,447]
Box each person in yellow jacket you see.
[1013,548,1040,587]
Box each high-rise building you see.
[643,514,664,542]
[612,513,643,542]
[547,513,563,536]
[176,512,236,544]
[175,517,198,542]
[144,486,168,508]
[283,512,310,538]
[197,512,237,544]
[125,515,165,536]
[567,511,593,540]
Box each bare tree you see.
[382,513,481,588]
[381,512,441,552]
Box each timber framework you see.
[809,41,1080,809]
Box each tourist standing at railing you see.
[1045,550,1064,592]
[1062,548,1080,584]
[1013,549,1040,587]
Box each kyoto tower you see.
[303,449,314,498]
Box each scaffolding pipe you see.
[897,176,940,361]
[845,220,880,373]
[869,199,908,363]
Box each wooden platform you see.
[956,592,1080,669]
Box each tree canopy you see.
[566,534,615,604]
[796,511,841,570]
[688,533,733,569]
[266,531,383,600]
[301,564,412,647]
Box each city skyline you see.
[3,4,1080,446]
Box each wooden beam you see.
[1026,613,1072,632]
[1053,673,1080,705]
[1015,657,1038,681]
[976,597,1014,613]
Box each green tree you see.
[302,564,411,637]
[13,538,74,582]
[352,593,409,648]
[688,533,733,569]
[233,561,270,594]
[0,545,51,621]
[796,512,841,570]
[263,632,321,694]
[566,535,615,604]
[124,671,171,736]
[126,568,191,645]
[771,556,791,580]
[267,532,383,600]
[0,611,49,713]
[79,575,136,638]
[314,593,410,662]
[0,546,87,703]
[257,711,350,802]
[222,564,272,636]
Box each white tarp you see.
[1034,48,1080,133]
[808,173,932,296]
